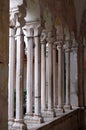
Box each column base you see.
[64,104,72,110]
[55,106,65,116]
[12,119,26,130]
[42,109,55,121]
[8,119,14,130]
[24,113,33,124]
[24,114,43,124]
[32,114,43,124]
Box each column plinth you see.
[12,119,26,130]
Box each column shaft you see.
[65,51,70,105]
[48,42,53,110]
[34,34,41,115]
[8,28,16,120]
[15,27,24,120]
[41,42,46,111]
[53,44,57,107]
[26,36,34,115]
[57,45,63,108]
[57,43,64,112]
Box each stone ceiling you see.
[10,0,86,38]
[41,0,86,38]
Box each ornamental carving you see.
[40,30,47,43]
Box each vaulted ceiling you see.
[40,0,86,38]
[10,0,86,39]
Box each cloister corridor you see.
[0,0,86,130]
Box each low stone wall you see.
[36,109,83,130]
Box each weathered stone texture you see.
[0,0,9,130]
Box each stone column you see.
[33,25,43,123]
[47,31,55,117]
[12,17,26,130]
[56,41,64,113]
[64,39,72,110]
[70,36,78,107]
[53,43,57,108]
[24,27,34,122]
[8,27,16,128]
[41,30,47,112]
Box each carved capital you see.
[34,24,42,37]
[10,1,26,28]
[57,41,63,50]
[9,13,16,28]
[40,30,47,44]
[64,40,71,52]
[47,30,54,44]
[64,31,72,52]
[70,32,78,49]
[72,38,78,49]
[15,13,25,28]
[23,25,34,38]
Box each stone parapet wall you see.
[35,109,85,130]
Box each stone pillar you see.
[24,27,34,122]
[47,31,55,117]
[53,43,57,108]
[33,25,43,123]
[8,27,16,128]
[41,30,47,112]
[64,38,72,110]
[70,34,78,107]
[12,17,26,130]
[56,41,64,113]
[55,25,65,114]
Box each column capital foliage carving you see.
[64,31,72,51]
[71,32,78,49]
[46,30,55,44]
[10,0,26,28]
[55,25,64,49]
[56,41,63,50]
[23,25,34,38]
[9,13,16,28]
[34,23,42,37]
[40,29,47,44]
[64,40,72,52]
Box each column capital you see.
[56,40,63,50]
[9,13,16,28]
[10,5,26,28]
[9,28,15,38]
[47,30,54,44]
[23,25,34,38]
[40,29,47,44]
[53,43,57,50]
[56,32,64,49]
[64,40,72,52]
[72,38,78,49]
[15,13,25,28]
[34,23,42,37]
